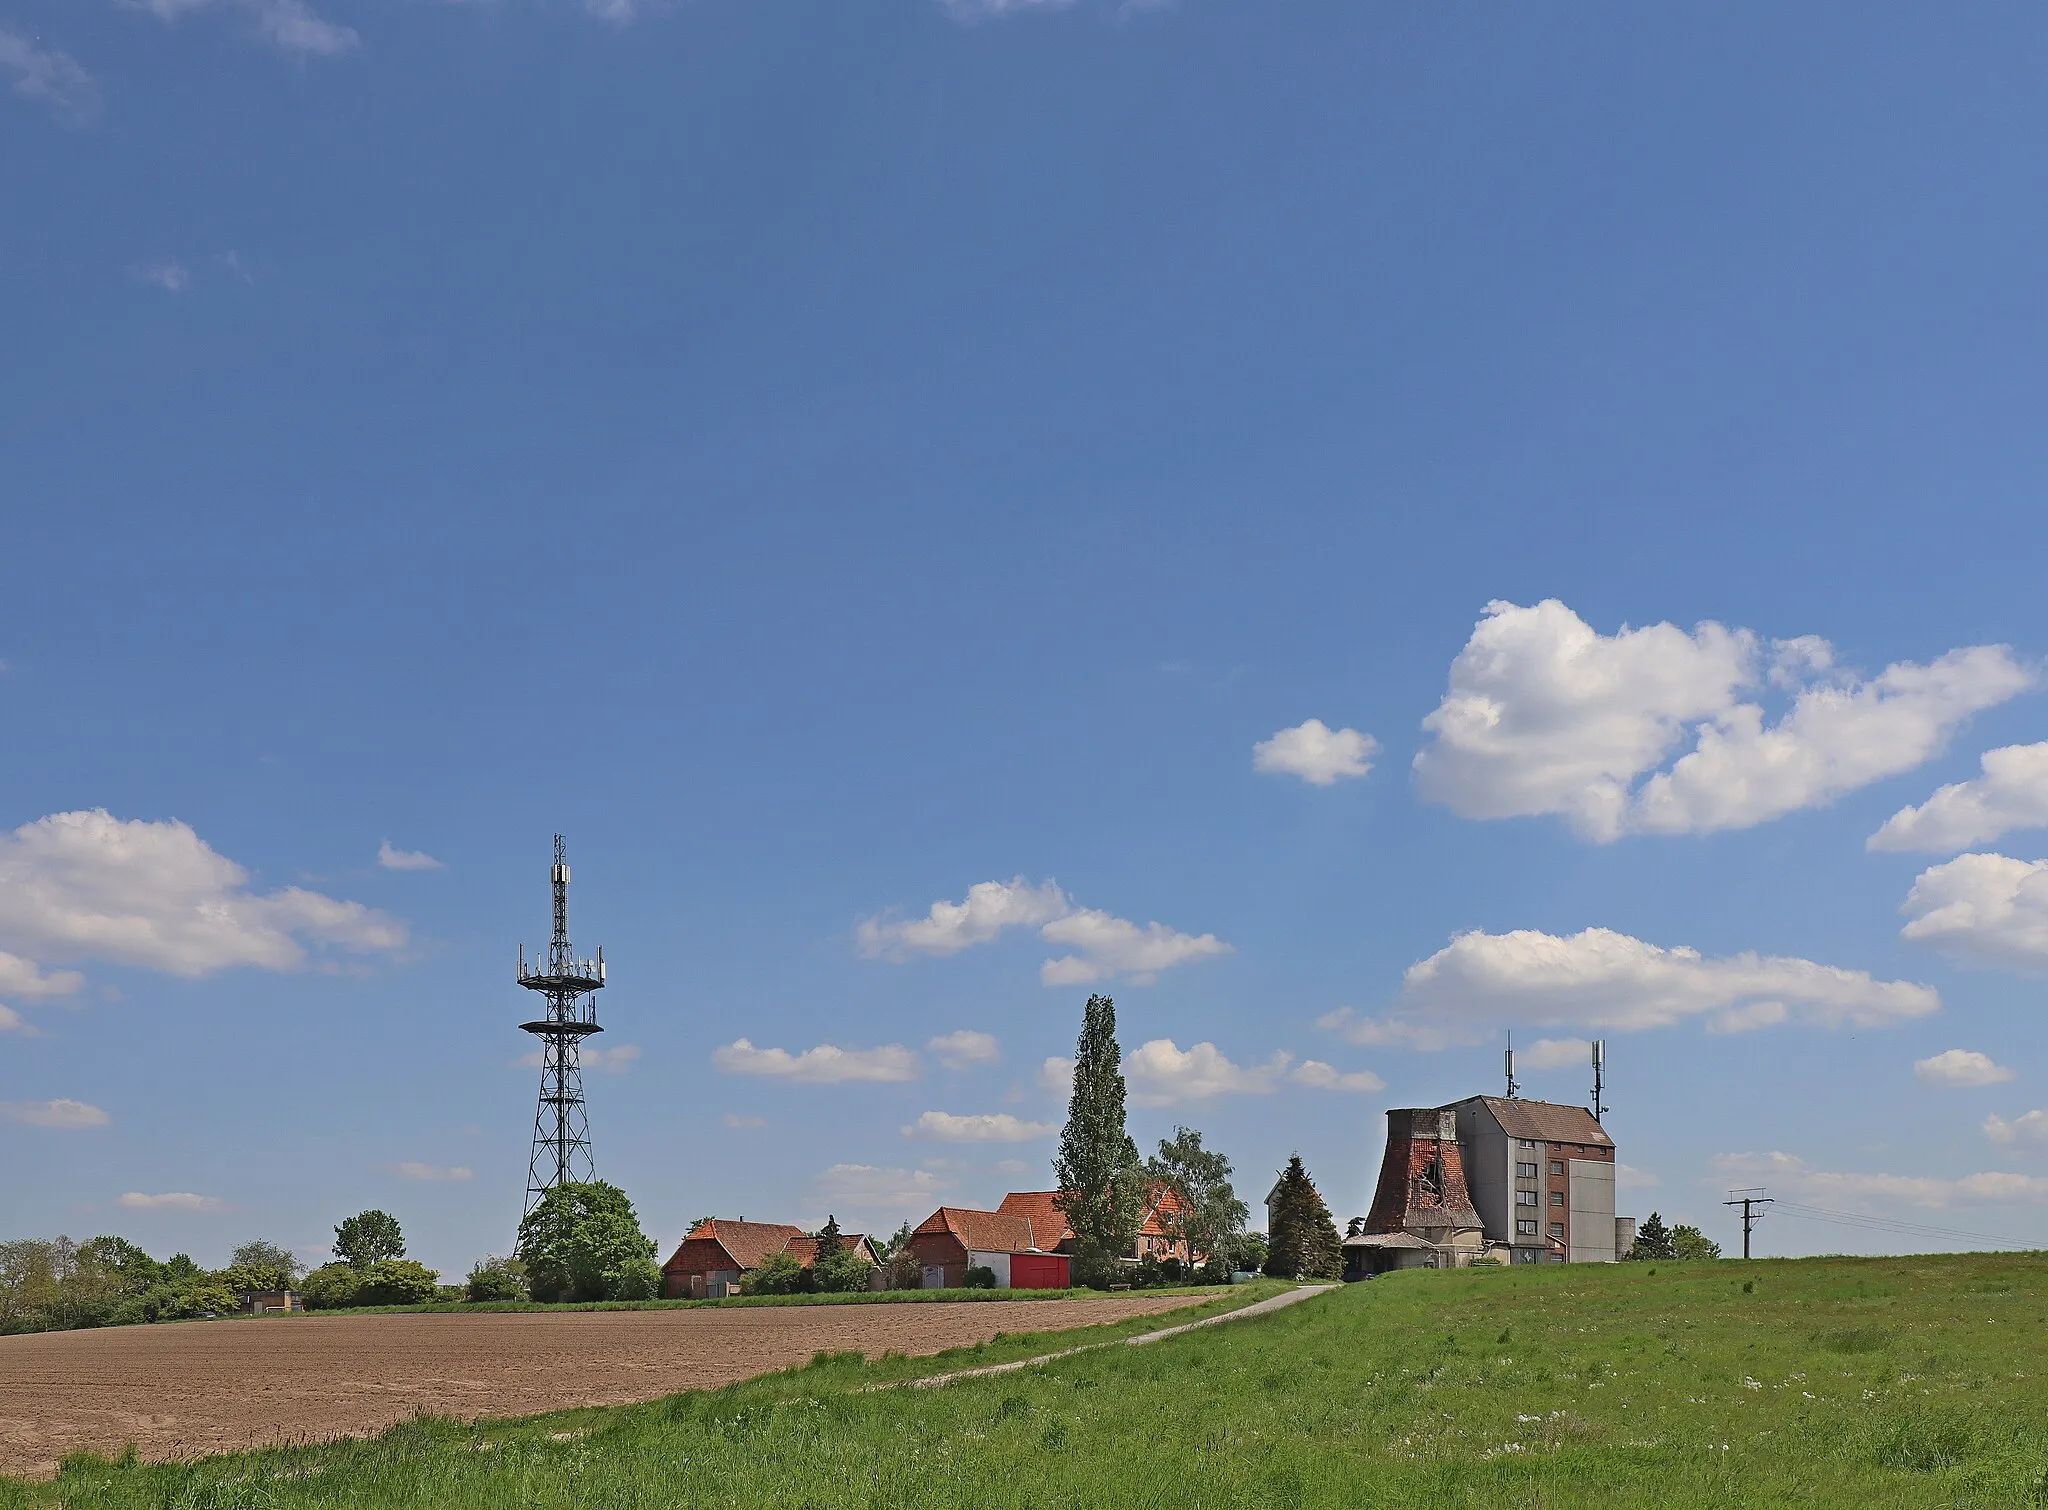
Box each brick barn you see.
[660,1220,879,1299]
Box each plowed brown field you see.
[0,1296,1205,1478]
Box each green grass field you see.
[10,1253,2048,1508]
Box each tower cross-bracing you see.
[518,834,607,1216]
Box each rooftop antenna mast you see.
[517,835,607,1217]
[1504,1031,1520,1100]
[1591,1038,1608,1123]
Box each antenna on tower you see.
[516,834,609,1218]
[1591,1038,1608,1123]
[1504,1031,1520,1100]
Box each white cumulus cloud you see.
[927,1030,999,1069]
[858,878,1069,959]
[712,1038,920,1084]
[1985,1110,2048,1147]
[1914,1049,2016,1089]
[1898,853,2048,970]
[1124,1039,1291,1106]
[0,1098,110,1129]
[0,950,83,1001]
[118,1190,228,1212]
[1038,909,1231,987]
[1616,1163,1659,1191]
[1289,1060,1385,1093]
[392,1161,473,1181]
[1521,1036,1594,1070]
[902,1110,1058,1142]
[1710,1151,2048,1210]
[1869,743,2048,853]
[1316,1007,1484,1052]
[860,877,1228,987]
[1373,927,1937,1043]
[1414,600,2031,842]
[0,810,406,984]
[1253,719,1378,786]
[377,840,444,872]
[0,1006,28,1035]
[1039,1056,1075,1096]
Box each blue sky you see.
[6,0,2048,1274]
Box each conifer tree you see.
[812,1213,843,1257]
[1054,993,1145,1286]
[1263,1155,1342,1279]
[1627,1211,1674,1261]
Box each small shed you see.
[238,1290,304,1315]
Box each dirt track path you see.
[0,1296,1205,1479]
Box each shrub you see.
[352,1259,441,1307]
[813,1250,874,1294]
[964,1265,998,1289]
[298,1263,361,1311]
[747,1252,810,1295]
[603,1257,663,1301]
[465,1255,527,1303]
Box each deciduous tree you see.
[333,1211,406,1270]
[515,1181,658,1302]
[1145,1126,1249,1281]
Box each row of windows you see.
[1515,1220,1571,1239]
[1517,1161,1571,1180]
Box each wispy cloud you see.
[392,1161,473,1181]
[119,1190,229,1211]
[127,0,358,58]
[712,1038,920,1084]
[0,25,95,121]
[927,1030,999,1070]
[135,262,190,293]
[0,1098,110,1129]
[901,1110,1057,1143]
[378,839,444,872]
[1914,1049,2015,1089]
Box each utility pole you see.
[1723,1189,1773,1260]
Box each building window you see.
[1516,1190,1539,1206]
[1516,1219,1539,1236]
[1516,1162,1538,1178]
[1548,1253,1565,1264]
[1549,1222,1566,1238]
[1550,1160,1565,1176]
[1517,1138,1538,1149]
[1549,1191,1565,1207]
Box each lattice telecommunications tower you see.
[517,835,607,1215]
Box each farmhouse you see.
[660,1220,878,1299]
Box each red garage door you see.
[1009,1253,1071,1289]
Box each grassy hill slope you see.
[12,1252,2048,1508]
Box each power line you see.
[1769,1200,2035,1250]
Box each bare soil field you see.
[0,1295,1205,1478]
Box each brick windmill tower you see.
[1359,1107,1487,1261]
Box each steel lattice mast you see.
[517,835,607,1216]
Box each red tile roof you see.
[913,1207,1039,1253]
[995,1191,1072,1250]
[1468,1097,1614,1148]
[998,1186,1188,1246]
[785,1234,879,1267]
[666,1219,805,1273]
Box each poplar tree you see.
[1054,993,1145,1286]
[1263,1155,1343,1280]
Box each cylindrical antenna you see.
[1591,1038,1608,1122]
[1504,1031,1520,1100]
